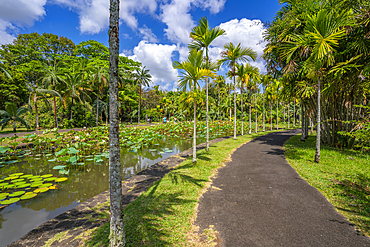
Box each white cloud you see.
[0,0,47,45]
[160,0,226,44]
[128,40,178,90]
[138,25,158,43]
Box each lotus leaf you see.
[149,149,157,152]
[55,177,68,182]
[48,159,57,162]
[9,191,26,197]
[45,154,53,157]
[86,159,94,161]
[67,147,79,154]
[76,163,84,166]
[0,197,20,205]
[59,169,69,175]
[53,165,66,170]
[20,193,37,200]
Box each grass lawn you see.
[284,134,370,236]
[84,130,279,246]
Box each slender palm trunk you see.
[276,100,279,130]
[70,96,74,120]
[108,0,125,245]
[241,87,244,136]
[193,99,197,164]
[233,70,237,140]
[263,87,265,132]
[314,77,321,163]
[229,93,231,121]
[206,77,209,151]
[13,119,16,132]
[96,86,100,127]
[288,103,290,129]
[283,100,285,129]
[293,98,296,128]
[34,96,39,130]
[138,85,141,124]
[270,103,273,130]
[218,88,220,120]
[255,91,257,133]
[301,100,305,141]
[249,89,252,134]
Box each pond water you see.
[0,135,212,247]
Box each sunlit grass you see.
[285,134,370,236]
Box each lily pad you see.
[4,160,18,164]
[8,191,26,197]
[34,187,49,193]
[0,197,20,205]
[86,159,94,161]
[20,193,37,200]
[0,192,9,197]
[30,183,44,188]
[12,179,24,183]
[13,181,26,186]
[49,185,57,189]
[17,183,31,188]
[4,176,18,180]
[55,177,68,182]
[10,173,24,176]
[41,174,53,178]
[44,177,56,182]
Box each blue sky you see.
[0,0,282,90]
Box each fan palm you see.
[0,102,31,132]
[134,66,152,124]
[218,42,257,139]
[173,49,215,164]
[189,16,226,151]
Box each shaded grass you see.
[284,134,370,236]
[85,130,278,246]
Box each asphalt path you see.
[195,129,370,247]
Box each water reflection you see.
[0,136,205,246]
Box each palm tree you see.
[173,49,214,164]
[281,9,355,162]
[189,16,226,151]
[41,59,65,128]
[26,81,61,130]
[218,42,257,139]
[210,75,226,120]
[261,74,272,131]
[0,102,31,132]
[134,66,151,124]
[90,65,108,127]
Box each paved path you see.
[196,129,370,247]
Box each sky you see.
[0,0,283,91]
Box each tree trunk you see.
[70,96,74,121]
[13,119,16,132]
[263,87,265,132]
[255,91,257,133]
[314,77,321,163]
[276,100,279,130]
[35,95,39,130]
[206,76,209,151]
[301,100,305,142]
[288,103,290,129]
[138,85,141,124]
[283,100,285,129]
[241,86,244,136]
[233,70,237,140]
[108,0,125,246]
[270,103,273,131]
[96,87,100,127]
[249,89,252,134]
[193,98,197,164]
[293,97,296,128]
[53,94,58,128]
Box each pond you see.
[0,134,211,247]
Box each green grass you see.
[84,131,278,246]
[284,134,370,236]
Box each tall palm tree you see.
[41,59,65,128]
[173,49,214,164]
[134,66,151,124]
[218,42,257,139]
[26,81,61,130]
[210,75,226,120]
[281,9,355,162]
[189,16,226,151]
[261,74,272,131]
[90,65,108,127]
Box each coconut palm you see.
[173,49,214,164]
[0,102,31,132]
[134,66,151,124]
[189,16,226,151]
[218,42,257,139]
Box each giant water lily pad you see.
[41,174,53,178]
[10,173,24,176]
[44,177,56,182]
[34,187,49,193]
[17,183,31,188]
[20,193,37,200]
[1,197,20,205]
[30,183,43,188]
[55,177,68,182]
[8,191,26,197]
